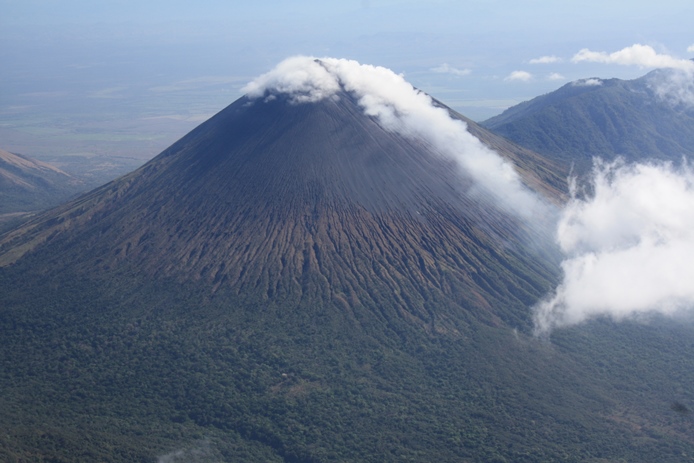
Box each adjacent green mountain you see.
[1,85,693,462]
[481,69,694,171]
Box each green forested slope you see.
[2,260,694,462]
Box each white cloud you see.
[505,70,532,82]
[533,160,694,336]
[530,55,562,64]
[570,44,694,106]
[243,56,546,218]
[688,44,694,53]
[649,68,694,107]
[572,44,694,71]
[571,78,603,87]
[548,73,565,81]
[242,56,341,103]
[430,63,471,77]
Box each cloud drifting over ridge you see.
[572,44,694,71]
[648,68,694,108]
[571,78,603,87]
[243,56,545,217]
[533,160,694,336]
[571,43,694,107]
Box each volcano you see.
[0,59,564,329]
[1,58,693,462]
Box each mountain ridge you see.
[481,69,694,171]
[0,148,80,207]
[0,148,86,233]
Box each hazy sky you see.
[1,0,692,162]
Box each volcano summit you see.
[1,57,693,462]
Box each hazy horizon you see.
[1,0,692,171]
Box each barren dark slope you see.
[0,92,561,328]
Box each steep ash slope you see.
[0,88,561,328]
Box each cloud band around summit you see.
[243,56,546,218]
